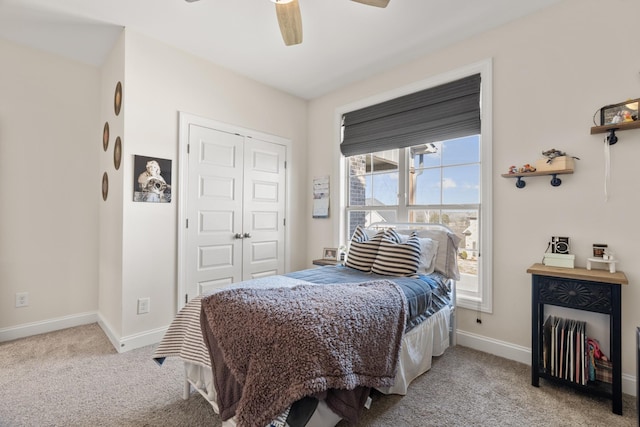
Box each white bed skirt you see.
[379,305,450,395]
[182,305,450,427]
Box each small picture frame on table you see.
[323,247,338,261]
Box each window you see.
[346,149,399,237]
[340,61,492,312]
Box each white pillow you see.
[397,233,439,274]
[417,237,439,275]
[397,228,460,280]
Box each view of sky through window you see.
[356,135,480,206]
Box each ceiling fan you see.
[273,0,390,46]
[185,0,390,46]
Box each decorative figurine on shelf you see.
[519,164,536,173]
[542,148,566,163]
[542,148,580,163]
[508,165,518,174]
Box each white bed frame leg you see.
[183,365,191,400]
[450,280,457,346]
[450,307,457,346]
[183,379,191,400]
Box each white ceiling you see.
[0,0,562,99]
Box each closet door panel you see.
[242,138,286,279]
[186,125,244,299]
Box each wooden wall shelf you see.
[501,169,573,188]
[590,120,640,135]
[591,120,640,145]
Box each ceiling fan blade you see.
[351,0,390,7]
[275,0,303,46]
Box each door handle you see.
[243,232,252,239]
[234,233,244,239]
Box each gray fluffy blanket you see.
[200,279,407,427]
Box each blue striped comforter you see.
[286,265,452,332]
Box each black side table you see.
[527,263,628,415]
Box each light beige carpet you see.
[0,323,636,426]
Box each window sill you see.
[456,292,492,314]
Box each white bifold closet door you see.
[185,124,286,302]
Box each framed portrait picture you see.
[133,155,172,203]
[323,247,338,261]
[600,99,639,126]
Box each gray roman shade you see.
[341,74,481,157]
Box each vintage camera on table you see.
[550,236,570,254]
[544,236,573,268]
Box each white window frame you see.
[336,59,493,313]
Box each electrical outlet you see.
[137,297,150,314]
[15,292,28,308]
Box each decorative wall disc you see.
[114,81,122,116]
[114,136,122,170]
[103,122,110,151]
[102,172,109,201]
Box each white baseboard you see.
[0,312,166,355]
[97,314,167,353]
[119,326,167,352]
[0,311,98,343]
[456,328,531,364]
[96,314,122,352]
[456,328,637,397]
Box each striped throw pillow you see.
[372,231,422,277]
[345,226,385,272]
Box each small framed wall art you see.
[133,155,172,203]
[600,99,639,125]
[102,172,109,201]
[103,122,109,151]
[114,137,122,170]
[114,81,122,116]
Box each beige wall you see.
[115,30,308,341]
[99,31,125,338]
[307,0,640,380]
[1,30,308,349]
[0,39,100,328]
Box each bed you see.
[153,223,460,427]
